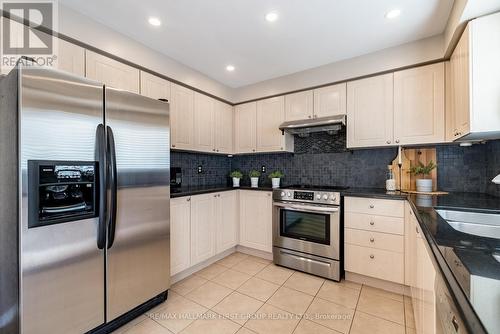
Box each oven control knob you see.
[316,194,321,200]
[322,194,329,200]
[330,195,337,201]
[281,191,286,197]
[287,192,292,197]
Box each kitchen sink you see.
[436,209,500,239]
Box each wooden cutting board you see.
[390,147,438,191]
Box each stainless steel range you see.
[272,186,345,281]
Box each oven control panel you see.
[273,189,341,205]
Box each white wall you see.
[57,5,234,101]
[232,35,445,103]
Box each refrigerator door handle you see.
[106,126,118,249]
[95,124,107,249]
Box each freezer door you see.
[105,87,170,321]
[19,66,105,334]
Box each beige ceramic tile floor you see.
[112,252,416,334]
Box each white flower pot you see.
[271,178,281,189]
[416,179,433,192]
[232,177,240,187]
[250,177,259,188]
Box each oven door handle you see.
[274,202,339,214]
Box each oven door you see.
[273,201,340,260]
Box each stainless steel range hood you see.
[279,115,346,135]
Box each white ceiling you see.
[59,0,454,88]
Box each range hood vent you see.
[279,115,346,136]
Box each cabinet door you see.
[313,83,347,118]
[216,191,238,253]
[56,39,85,77]
[85,50,139,93]
[170,83,195,150]
[239,191,272,252]
[214,101,234,154]
[347,74,394,148]
[193,92,215,152]
[420,237,437,334]
[256,96,285,152]
[285,90,313,121]
[235,102,257,153]
[170,197,191,276]
[190,193,216,265]
[394,63,445,145]
[450,24,471,139]
[140,71,171,100]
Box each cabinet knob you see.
[252,149,255,152]
[386,140,391,144]
[186,198,190,202]
[308,115,312,119]
[212,149,216,151]
[369,204,374,209]
[370,238,375,242]
[370,254,375,259]
[281,147,283,150]
[370,221,375,226]
[216,149,219,152]
[395,139,400,143]
[172,144,176,148]
[416,226,419,234]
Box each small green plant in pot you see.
[410,161,436,192]
[249,170,261,188]
[230,170,243,187]
[268,170,284,188]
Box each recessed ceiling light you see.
[265,12,279,22]
[385,9,401,19]
[226,65,235,72]
[148,17,161,27]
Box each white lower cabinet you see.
[170,197,191,276]
[239,190,273,252]
[216,191,238,253]
[190,193,217,265]
[170,191,240,275]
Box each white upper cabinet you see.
[140,71,171,101]
[393,63,445,145]
[448,13,500,141]
[313,83,347,118]
[235,102,257,153]
[56,39,85,77]
[190,193,216,266]
[285,90,313,121]
[347,73,394,148]
[170,83,195,150]
[193,92,215,153]
[216,191,238,253]
[170,197,191,276]
[256,96,293,152]
[85,50,139,93]
[214,101,234,154]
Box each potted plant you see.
[249,170,261,188]
[230,170,243,187]
[268,170,284,188]
[410,161,437,192]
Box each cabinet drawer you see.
[345,197,404,217]
[345,228,404,253]
[345,244,404,284]
[345,212,404,235]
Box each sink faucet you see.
[493,174,500,185]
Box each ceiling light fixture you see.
[265,11,279,22]
[148,17,161,27]
[226,65,235,72]
[385,9,401,19]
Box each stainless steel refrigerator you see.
[0,63,170,334]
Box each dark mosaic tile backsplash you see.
[171,137,500,197]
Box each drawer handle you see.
[370,254,375,259]
[370,238,375,242]
[370,221,375,226]
[369,204,374,209]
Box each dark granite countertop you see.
[340,187,408,200]
[170,184,273,198]
[407,192,500,334]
